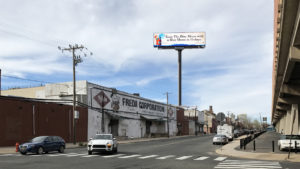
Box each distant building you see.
[201,106,217,134]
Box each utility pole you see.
[58,44,92,144]
[227,111,230,125]
[165,92,170,138]
[195,106,197,136]
[259,113,262,130]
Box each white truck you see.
[217,124,234,141]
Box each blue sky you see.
[0,0,273,122]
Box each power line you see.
[2,74,52,84]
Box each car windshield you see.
[281,135,300,140]
[94,135,112,140]
[30,136,47,143]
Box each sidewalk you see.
[0,135,202,154]
[216,131,300,162]
[242,131,284,154]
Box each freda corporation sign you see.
[92,89,176,118]
[153,32,206,49]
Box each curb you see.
[215,137,300,162]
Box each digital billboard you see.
[153,32,206,49]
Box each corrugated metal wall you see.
[0,96,87,146]
[176,108,189,135]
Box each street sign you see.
[94,91,110,107]
[74,110,79,119]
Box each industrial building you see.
[2,80,178,140]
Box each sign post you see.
[153,32,206,106]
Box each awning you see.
[140,115,166,122]
[106,111,137,120]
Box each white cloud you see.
[0,0,274,118]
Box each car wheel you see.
[20,152,27,155]
[37,147,43,155]
[88,151,92,155]
[58,146,64,153]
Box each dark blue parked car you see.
[19,136,65,155]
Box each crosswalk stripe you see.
[214,157,227,161]
[139,155,158,159]
[176,156,193,160]
[156,155,175,160]
[47,154,66,157]
[82,155,99,158]
[194,156,209,161]
[118,154,141,159]
[0,154,14,156]
[215,160,282,169]
[66,153,87,157]
[103,154,125,158]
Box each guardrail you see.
[240,131,266,150]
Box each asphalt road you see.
[0,135,299,169]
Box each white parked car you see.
[278,135,300,151]
[213,134,228,145]
[88,134,118,155]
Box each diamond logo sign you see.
[94,91,110,108]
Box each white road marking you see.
[215,160,282,169]
[214,157,227,161]
[47,154,66,157]
[138,155,158,159]
[66,153,78,155]
[0,154,15,156]
[82,155,99,158]
[103,154,125,158]
[118,154,141,159]
[194,156,209,161]
[176,156,193,160]
[66,153,87,157]
[156,155,175,160]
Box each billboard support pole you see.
[153,32,205,107]
[177,49,183,106]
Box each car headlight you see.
[107,143,112,147]
[28,144,35,148]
